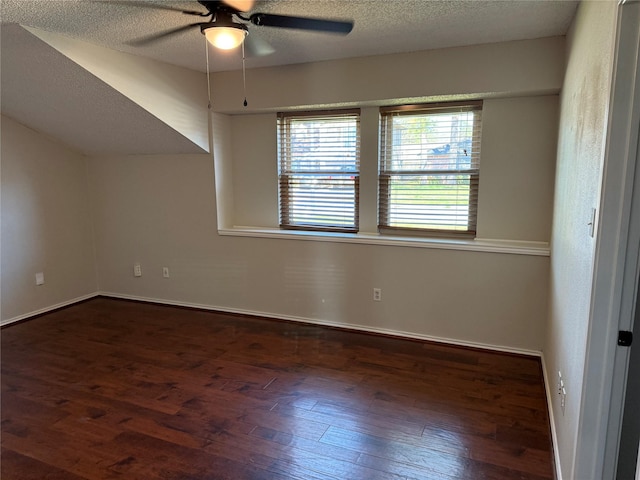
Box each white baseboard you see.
[541,353,563,480]
[99,291,541,358]
[2,291,544,359]
[1,292,99,326]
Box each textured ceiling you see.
[0,0,578,156]
[1,24,206,156]
[2,0,578,73]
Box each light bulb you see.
[204,26,247,50]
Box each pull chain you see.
[205,37,212,109]
[242,40,248,107]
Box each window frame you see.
[277,108,361,233]
[378,101,483,239]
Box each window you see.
[379,101,482,237]
[278,109,360,232]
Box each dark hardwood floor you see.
[1,298,554,479]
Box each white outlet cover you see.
[35,272,44,285]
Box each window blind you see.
[379,101,482,237]
[278,109,360,232]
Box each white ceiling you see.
[1,23,204,156]
[0,0,578,155]
[2,0,579,72]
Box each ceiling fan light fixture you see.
[204,25,247,50]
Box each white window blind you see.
[379,101,482,237]
[278,109,360,232]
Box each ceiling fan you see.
[127,0,354,56]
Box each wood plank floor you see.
[1,298,554,479]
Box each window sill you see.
[218,227,550,256]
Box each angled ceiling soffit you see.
[23,25,210,153]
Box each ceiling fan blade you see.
[109,1,207,16]
[249,13,354,34]
[221,0,255,12]
[198,0,254,13]
[244,32,275,57]
[126,22,207,46]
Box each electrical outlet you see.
[557,370,567,416]
[373,288,382,301]
[134,263,142,277]
[35,272,44,286]
[557,371,563,395]
[162,267,170,278]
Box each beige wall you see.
[84,37,565,353]
[477,96,558,241]
[89,152,550,352]
[219,36,563,245]
[544,1,618,478]
[230,113,278,227]
[229,96,559,243]
[2,36,563,355]
[212,36,565,113]
[211,113,235,229]
[1,116,98,322]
